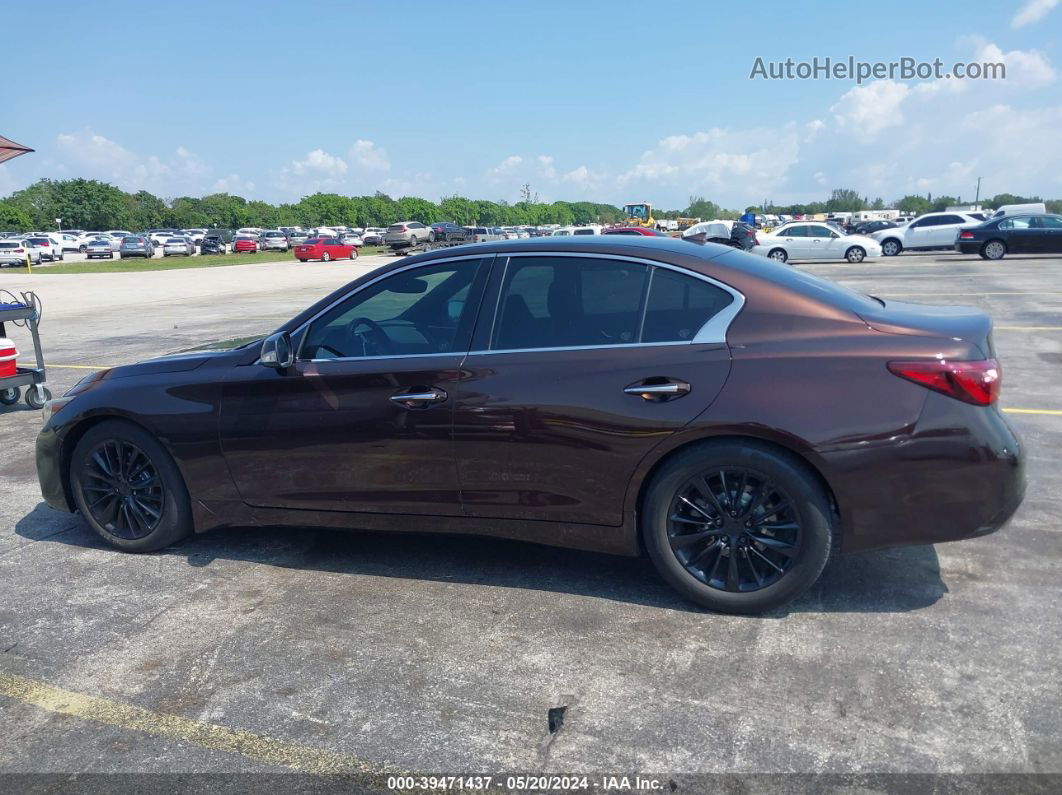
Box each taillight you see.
[959,231,974,239]
[13,248,23,252]
[887,358,1000,406]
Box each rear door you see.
[451,253,740,526]
[1002,216,1040,253]
[1034,214,1062,253]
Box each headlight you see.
[42,396,75,424]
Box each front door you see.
[452,254,737,527]
[220,255,491,515]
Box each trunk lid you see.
[856,299,994,358]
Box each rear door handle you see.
[623,378,691,401]
[390,386,448,409]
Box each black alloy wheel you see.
[79,439,165,540]
[667,469,800,592]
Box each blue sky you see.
[2,0,1060,209]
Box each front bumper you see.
[36,424,71,513]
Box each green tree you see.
[125,190,167,230]
[931,195,958,212]
[870,197,885,210]
[685,195,722,220]
[825,188,865,213]
[896,194,932,215]
[0,200,31,230]
[395,196,438,224]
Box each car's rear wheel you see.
[70,420,193,552]
[79,245,87,253]
[642,441,834,614]
[845,246,866,263]
[767,248,788,263]
[350,247,359,260]
[982,240,1007,260]
[881,238,902,256]
[322,252,331,262]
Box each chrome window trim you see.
[486,251,745,350]
[291,249,745,363]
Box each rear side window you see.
[782,226,807,237]
[492,257,648,350]
[642,268,733,343]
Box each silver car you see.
[85,238,116,259]
[162,237,195,257]
[384,221,432,249]
[260,231,290,251]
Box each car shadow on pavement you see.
[16,502,947,616]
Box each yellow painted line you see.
[45,364,113,370]
[0,671,401,777]
[1003,408,1062,416]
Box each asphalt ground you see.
[0,250,1059,788]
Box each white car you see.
[182,228,207,244]
[0,239,41,266]
[106,230,133,241]
[55,233,84,252]
[162,237,195,257]
[552,225,603,236]
[870,212,982,256]
[753,222,882,263]
[85,238,117,259]
[25,235,62,261]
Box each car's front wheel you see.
[767,247,788,263]
[70,420,193,552]
[845,246,866,263]
[322,252,331,262]
[642,441,835,614]
[881,238,902,256]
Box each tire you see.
[79,245,87,253]
[845,246,866,263]
[881,238,902,256]
[350,247,359,261]
[25,386,51,410]
[322,252,331,262]
[0,387,19,406]
[641,441,835,614]
[109,252,114,259]
[428,231,436,243]
[982,240,1006,260]
[69,419,193,552]
[767,248,788,263]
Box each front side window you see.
[807,225,834,238]
[301,258,485,359]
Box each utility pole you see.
[974,177,982,205]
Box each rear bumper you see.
[956,241,982,254]
[827,393,1025,552]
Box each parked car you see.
[294,237,357,262]
[0,239,40,266]
[260,231,291,251]
[55,233,84,252]
[467,227,498,243]
[182,229,207,245]
[200,233,228,254]
[851,220,897,236]
[871,212,982,256]
[955,213,1062,260]
[753,222,882,263]
[603,227,668,237]
[85,239,117,259]
[162,237,195,257]
[384,221,433,249]
[729,221,759,251]
[232,236,259,254]
[552,225,603,236]
[106,230,133,242]
[119,236,155,258]
[339,233,364,248]
[25,237,60,262]
[360,228,385,245]
[146,229,179,249]
[35,236,1024,615]
[430,222,471,243]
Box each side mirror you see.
[260,331,294,368]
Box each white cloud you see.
[537,155,556,179]
[970,39,1056,88]
[830,80,910,136]
[1012,0,1059,27]
[349,139,389,171]
[53,131,209,195]
[487,155,522,177]
[289,148,347,176]
[212,174,255,194]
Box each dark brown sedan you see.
[35,237,1024,613]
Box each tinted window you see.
[1036,216,1062,229]
[573,229,595,235]
[808,225,835,238]
[302,259,482,359]
[642,268,733,343]
[937,215,963,225]
[782,225,807,238]
[493,257,648,350]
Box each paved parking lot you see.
[0,251,1059,783]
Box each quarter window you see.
[642,268,733,343]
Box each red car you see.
[603,227,668,236]
[232,236,259,254]
[294,237,358,262]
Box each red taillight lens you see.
[887,359,1000,406]
[13,248,23,252]
[959,231,974,239]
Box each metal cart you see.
[0,291,51,410]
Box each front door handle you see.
[623,378,691,401]
[390,386,448,410]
